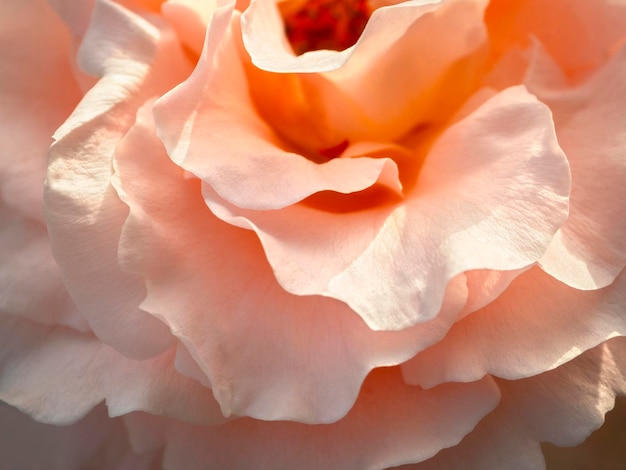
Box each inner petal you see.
[279,0,372,55]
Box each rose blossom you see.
[1,0,626,467]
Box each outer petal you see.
[123,371,500,470]
[206,86,570,330]
[0,316,224,426]
[0,207,86,331]
[543,397,626,469]
[401,338,626,470]
[401,268,626,388]
[0,403,155,470]
[0,0,81,222]
[115,100,470,424]
[154,6,402,211]
[531,44,626,289]
[44,0,194,358]
[0,0,86,331]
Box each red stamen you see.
[280,0,372,55]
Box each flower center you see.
[280,0,372,55]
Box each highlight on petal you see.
[0,316,224,426]
[44,0,193,359]
[530,44,626,289]
[206,85,570,331]
[402,268,626,388]
[115,100,472,424]
[123,371,500,470]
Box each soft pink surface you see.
[1,0,625,468]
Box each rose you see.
[1,0,625,468]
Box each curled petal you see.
[207,86,570,330]
[154,7,402,211]
[115,101,472,423]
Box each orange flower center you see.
[280,0,372,55]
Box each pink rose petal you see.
[402,268,626,388]
[400,338,626,469]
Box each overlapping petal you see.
[402,267,626,388]
[115,100,471,423]
[154,4,402,211]
[123,371,500,470]
[44,0,193,358]
[206,85,570,331]
[402,338,626,469]
[529,45,626,289]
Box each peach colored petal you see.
[153,7,402,211]
[486,0,626,78]
[0,0,82,223]
[162,0,217,56]
[461,268,528,319]
[0,316,224,426]
[44,0,194,359]
[401,338,626,470]
[123,371,500,470]
[528,45,626,289]
[206,86,570,330]
[401,268,626,388]
[115,101,472,423]
[0,403,153,470]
